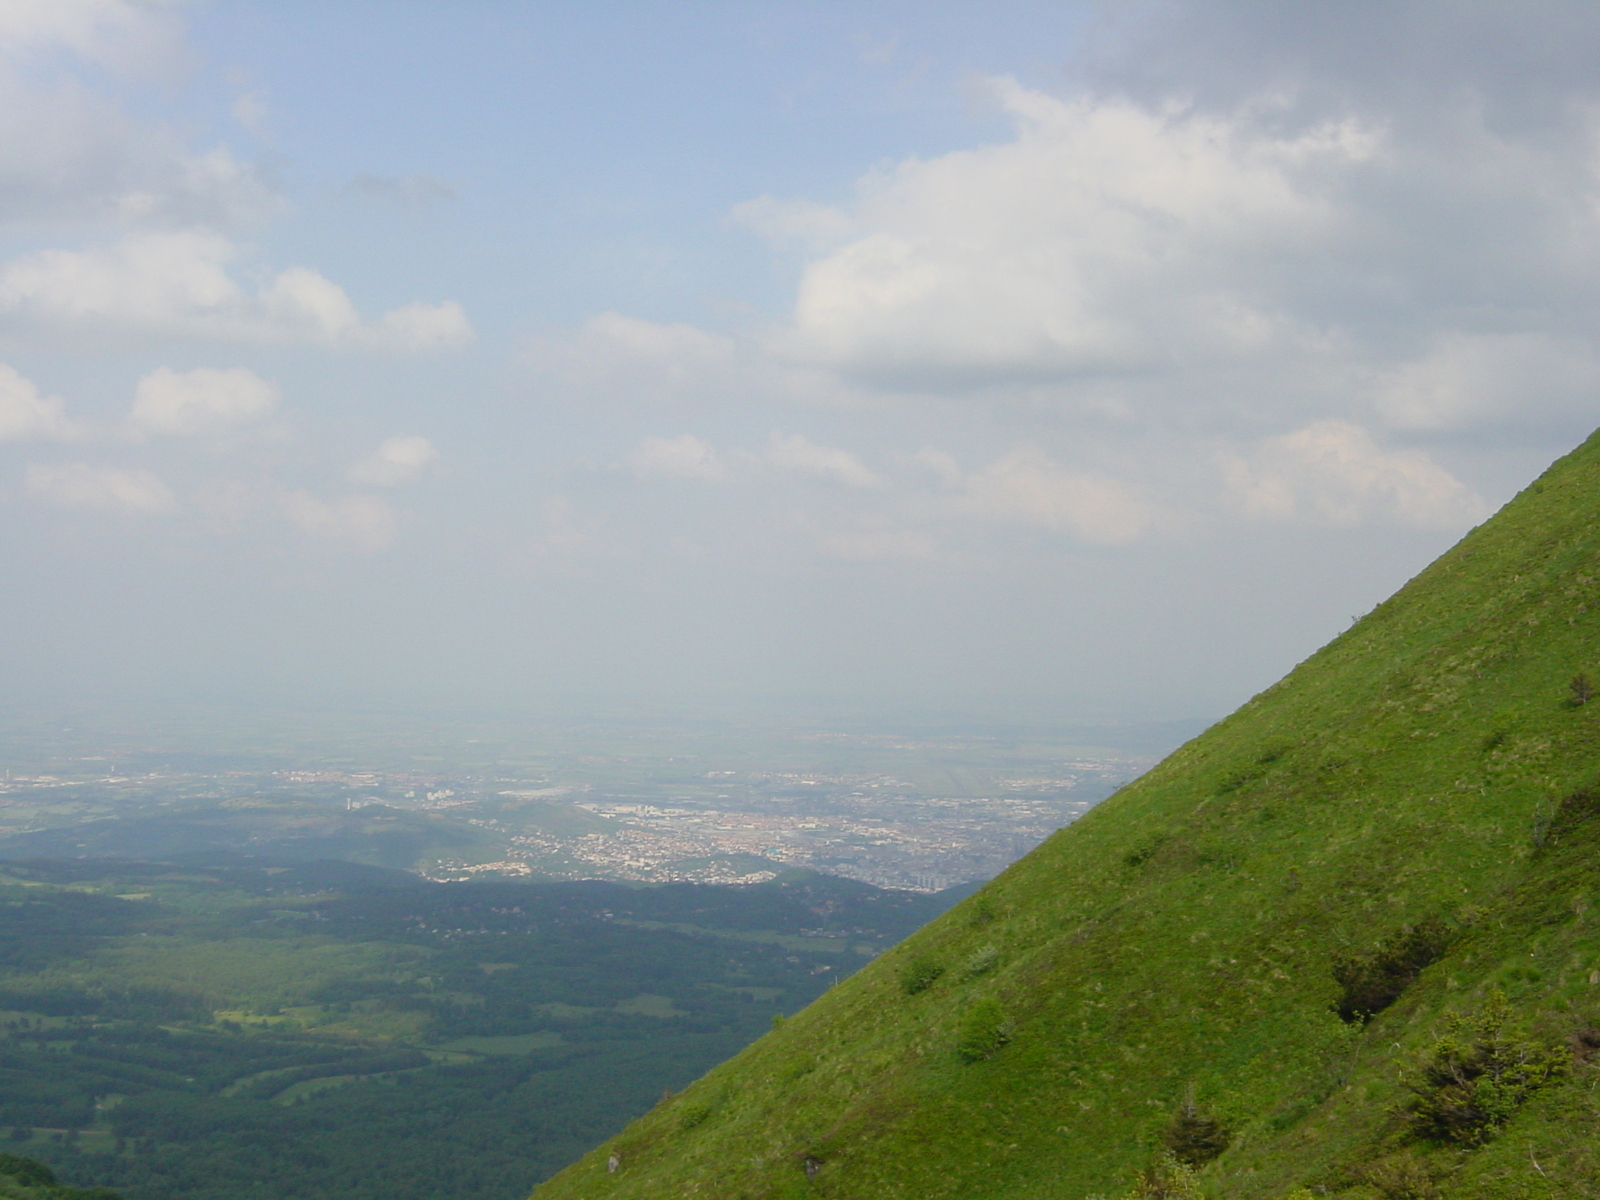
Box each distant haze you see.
[0,1,1595,723]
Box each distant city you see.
[0,712,1189,891]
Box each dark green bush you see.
[0,1154,56,1188]
[1331,917,1452,1022]
[954,997,1009,1062]
[899,956,944,995]
[1123,834,1167,868]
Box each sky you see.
[1,0,1598,723]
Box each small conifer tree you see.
[1160,1093,1230,1165]
[1570,672,1594,705]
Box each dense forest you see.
[0,856,966,1200]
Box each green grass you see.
[531,429,1600,1200]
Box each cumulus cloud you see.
[350,436,438,487]
[1372,334,1600,433]
[0,0,189,77]
[24,461,176,514]
[710,50,1600,462]
[0,364,77,440]
[0,3,279,228]
[0,81,277,227]
[279,491,397,551]
[129,365,276,437]
[763,79,1375,389]
[362,301,473,351]
[764,433,883,488]
[959,446,1154,544]
[1223,420,1490,530]
[0,232,473,349]
[626,434,724,482]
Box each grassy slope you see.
[532,430,1600,1200]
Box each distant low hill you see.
[531,431,1600,1199]
[0,801,506,872]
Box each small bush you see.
[1360,1151,1438,1200]
[678,1103,712,1130]
[1125,1152,1201,1200]
[1124,834,1167,868]
[1159,1097,1230,1166]
[959,944,1000,980]
[1331,917,1452,1022]
[1404,990,1568,1145]
[899,957,944,996]
[955,996,1009,1062]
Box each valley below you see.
[0,711,1182,1200]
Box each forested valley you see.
[0,856,967,1200]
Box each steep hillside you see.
[531,429,1600,1200]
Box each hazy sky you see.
[2,1,1597,721]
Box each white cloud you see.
[279,491,397,551]
[0,78,277,226]
[360,301,474,351]
[764,433,883,488]
[0,364,76,440]
[351,436,439,487]
[0,232,473,349]
[0,3,279,228]
[959,446,1154,544]
[767,79,1376,388]
[24,461,176,514]
[1224,420,1491,530]
[129,365,276,437]
[626,434,724,482]
[0,0,189,77]
[1373,334,1600,432]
